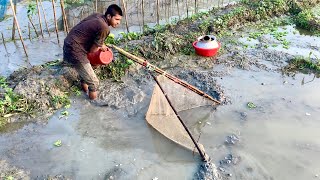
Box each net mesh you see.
[146,75,212,153]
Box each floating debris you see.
[247,102,257,109]
[225,134,240,145]
[53,140,62,147]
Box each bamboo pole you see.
[28,22,31,40]
[108,44,221,104]
[120,0,129,33]
[35,0,44,38]
[194,0,197,14]
[151,73,208,161]
[9,0,28,57]
[141,0,145,32]
[51,0,60,43]
[95,0,97,12]
[1,32,8,54]
[176,0,180,20]
[60,0,69,33]
[39,0,51,36]
[11,0,16,40]
[28,16,39,37]
[186,0,189,18]
[156,0,159,25]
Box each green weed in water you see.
[54,140,62,147]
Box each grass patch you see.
[284,54,320,76]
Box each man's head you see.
[105,4,123,28]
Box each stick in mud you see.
[39,0,51,36]
[28,22,31,40]
[121,0,130,33]
[51,0,60,44]
[176,0,180,20]
[11,0,17,40]
[141,0,145,32]
[186,0,189,18]
[60,0,69,33]
[1,32,8,54]
[35,0,44,38]
[28,16,39,38]
[9,0,28,57]
[156,0,160,25]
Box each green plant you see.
[54,140,62,147]
[51,94,70,108]
[0,77,35,127]
[27,2,37,17]
[295,10,314,30]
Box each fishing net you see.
[145,75,213,154]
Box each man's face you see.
[107,14,122,28]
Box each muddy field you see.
[1,0,320,180]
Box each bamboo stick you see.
[28,16,39,37]
[141,0,145,32]
[176,0,180,20]
[9,0,28,57]
[11,0,16,40]
[28,22,31,40]
[1,32,8,54]
[151,73,208,161]
[194,0,197,14]
[186,0,189,18]
[95,0,97,12]
[156,0,159,25]
[39,0,50,36]
[60,0,69,33]
[51,0,60,44]
[35,0,44,38]
[108,44,221,104]
[120,0,129,33]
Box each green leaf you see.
[247,102,257,109]
[54,140,62,147]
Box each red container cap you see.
[87,49,113,65]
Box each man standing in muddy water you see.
[63,4,123,100]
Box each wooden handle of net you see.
[107,44,221,105]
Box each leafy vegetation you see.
[284,53,320,76]
[0,77,35,128]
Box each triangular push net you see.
[146,75,213,153]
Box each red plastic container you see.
[192,41,221,57]
[87,49,113,65]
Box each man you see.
[63,4,122,100]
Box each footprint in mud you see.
[104,166,126,180]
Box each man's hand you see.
[99,44,109,52]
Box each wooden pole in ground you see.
[176,0,180,20]
[141,0,145,32]
[156,0,159,25]
[194,0,197,14]
[9,0,28,57]
[120,0,129,33]
[28,22,31,40]
[11,0,16,40]
[35,0,44,38]
[60,0,69,33]
[1,32,8,54]
[39,0,50,36]
[28,16,39,37]
[51,0,60,43]
[95,0,97,12]
[186,0,189,18]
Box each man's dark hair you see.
[105,4,123,17]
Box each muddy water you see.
[199,70,320,179]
